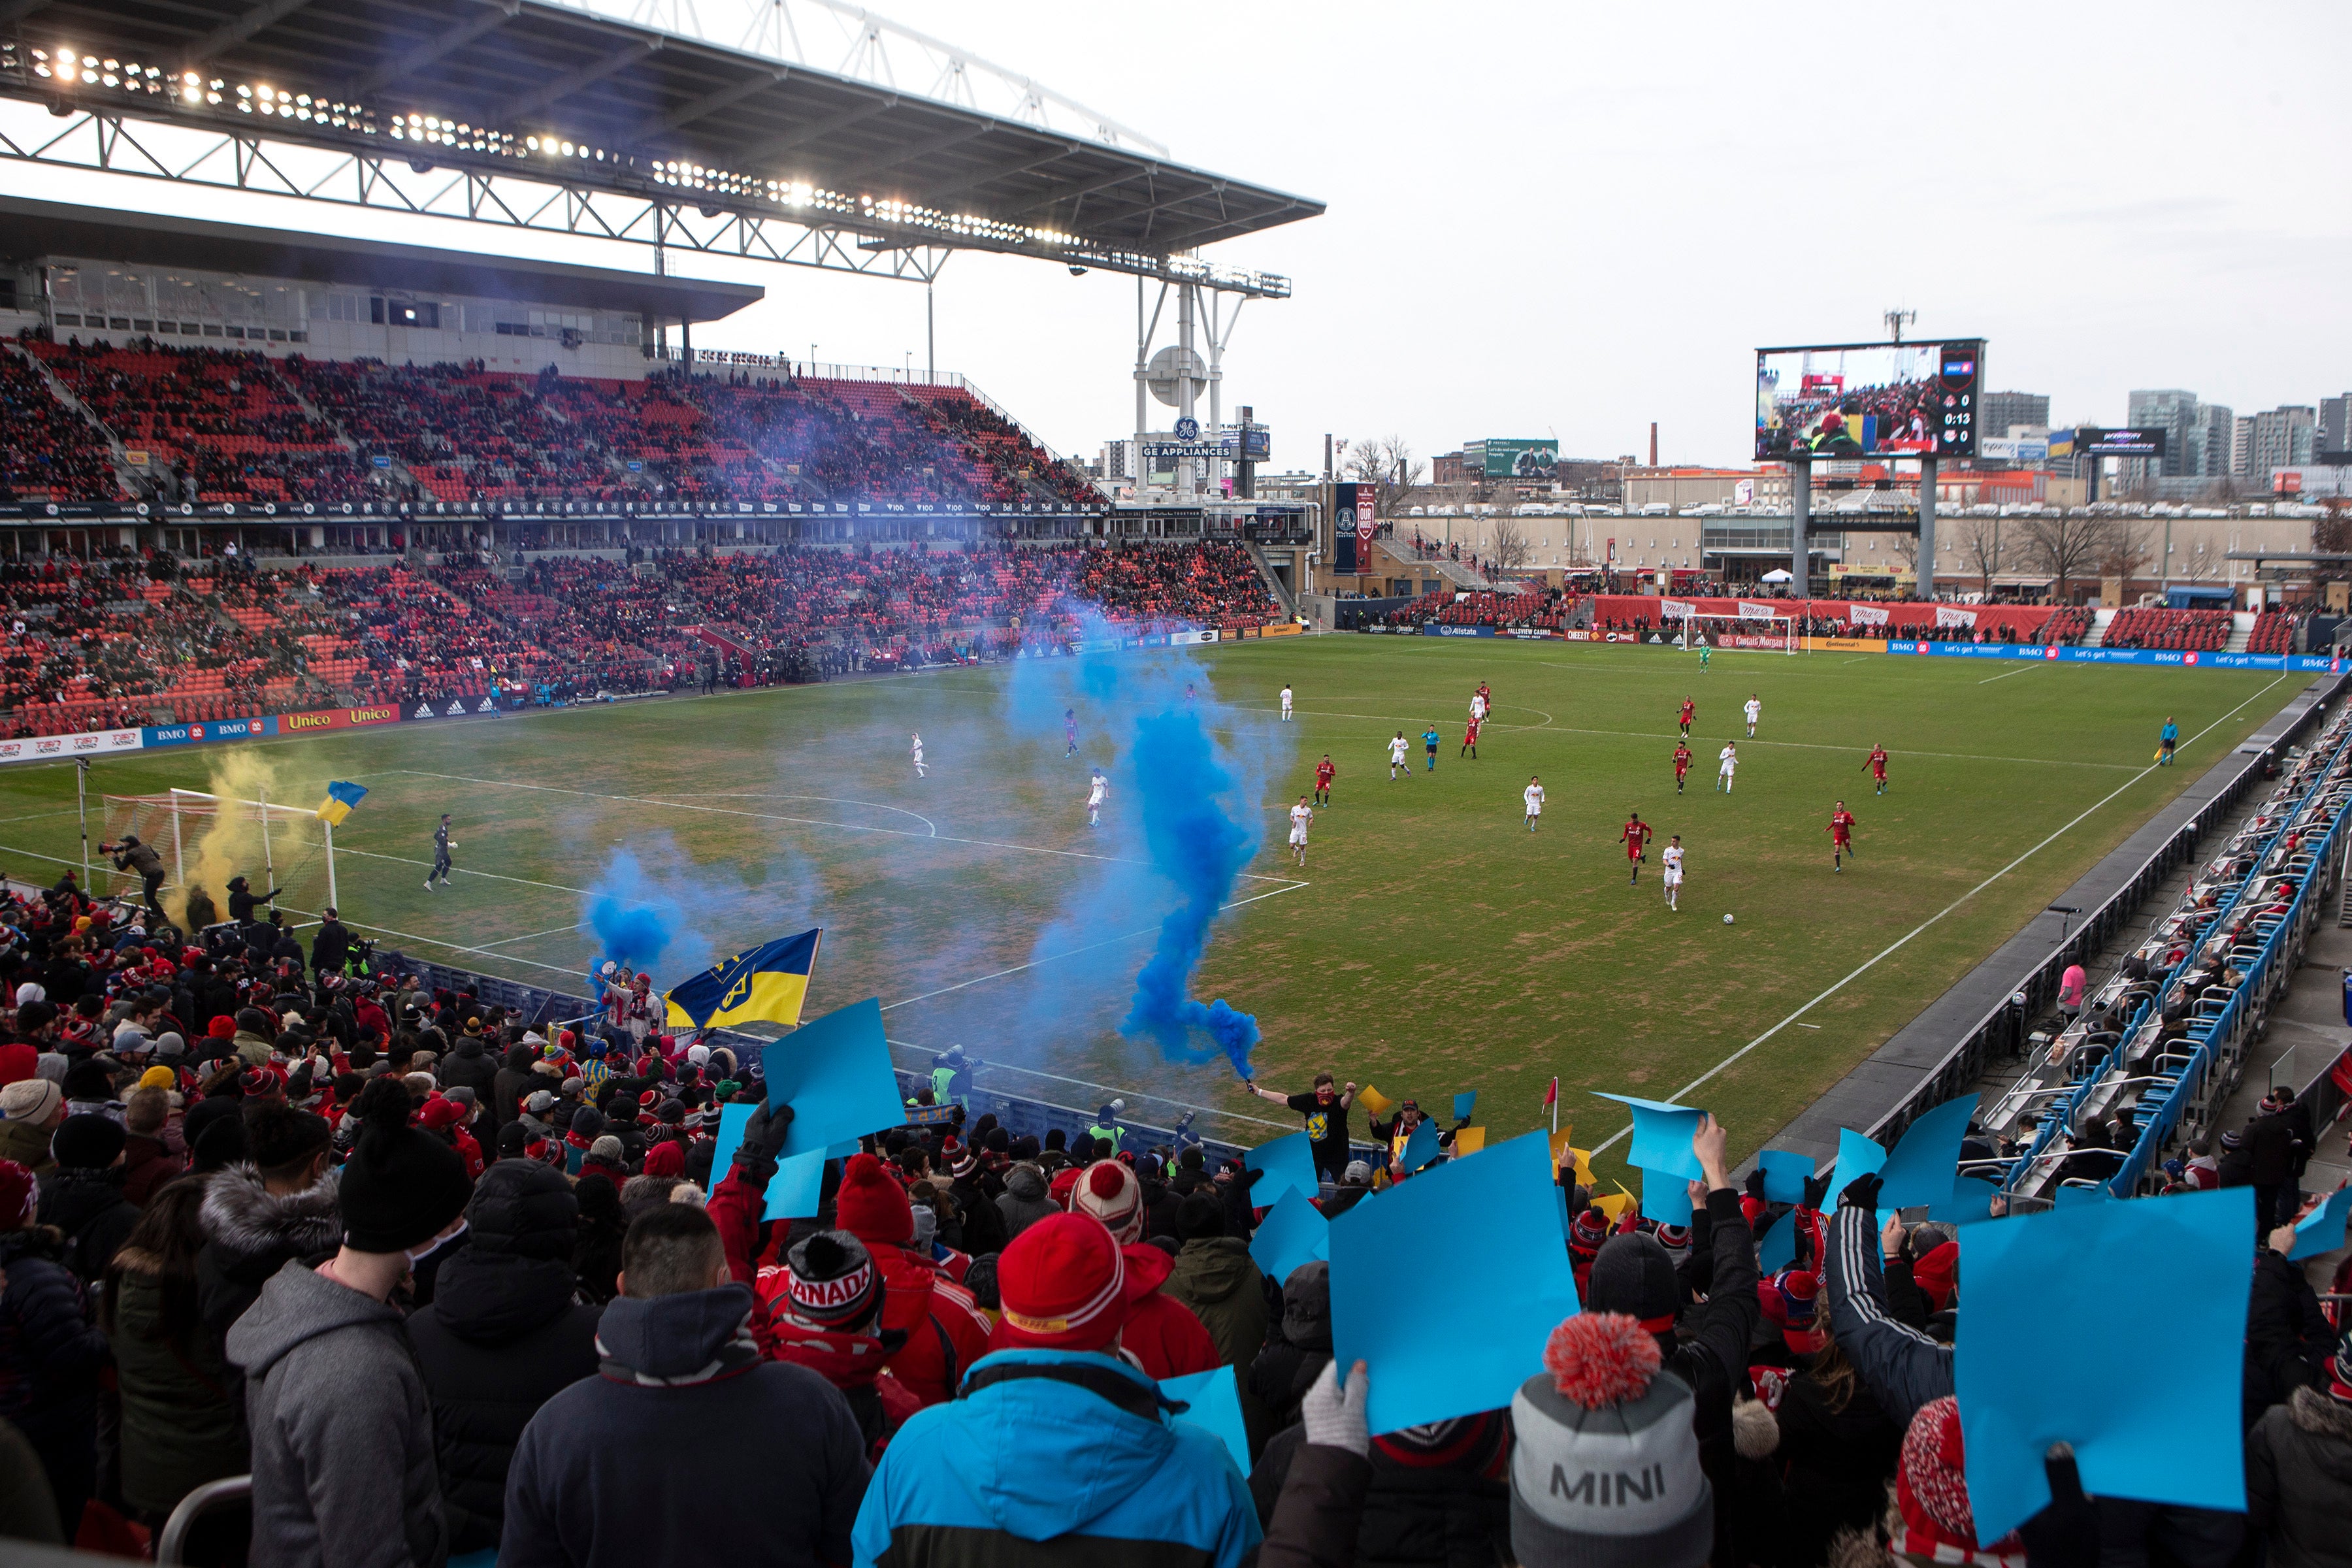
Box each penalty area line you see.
[1586,672,2291,1157]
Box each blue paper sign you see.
[1876,1095,1978,1211]
[2289,1186,2352,1260]
[1249,1186,1331,1284]
[1245,1131,1322,1206]
[1758,1149,1815,1205]
[1640,1166,1693,1226]
[1453,1090,1478,1122]
[1955,1186,2251,1539]
[1332,1130,1581,1435]
[2052,1183,2109,1208]
[1835,1126,1887,1183]
[1756,1208,1799,1272]
[702,1104,841,1215]
[1594,1092,1704,1179]
[1927,1181,2003,1226]
[759,998,905,1160]
[1400,1120,1441,1173]
[1160,1365,1250,1478]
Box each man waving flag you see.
[663,928,823,1030]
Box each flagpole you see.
[1550,1077,1559,1135]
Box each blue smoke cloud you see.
[1117,706,1264,1075]
[583,842,713,990]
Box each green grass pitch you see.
[0,640,2293,1179]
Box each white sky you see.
[12,0,2351,469]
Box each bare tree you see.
[2097,516,2154,585]
[2019,512,2116,601]
[1488,516,1535,573]
[1950,515,2004,596]
[1344,435,1427,519]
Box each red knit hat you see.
[991,1211,1141,1353]
[208,1015,237,1039]
[0,1042,36,1087]
[0,1158,32,1228]
[1895,1397,2024,1567]
[834,1152,913,1247]
[642,1139,685,1179]
[416,1094,466,1132]
[1912,1240,1959,1313]
[1048,1165,1084,1210]
[1071,1160,1144,1242]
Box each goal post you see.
[100,787,341,926]
[1661,601,1801,655]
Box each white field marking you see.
[479,919,593,949]
[331,845,587,894]
[1840,657,1873,665]
[1492,703,1554,727]
[878,878,1313,1013]
[0,808,87,826]
[1793,1022,1823,1029]
[0,838,589,979]
[391,768,1303,884]
[1587,672,2293,1157]
[1978,662,2048,685]
[679,792,938,835]
[881,1035,1298,1134]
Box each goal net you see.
[1661,600,1800,655]
[101,789,342,928]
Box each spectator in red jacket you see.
[1067,1159,1220,1380]
[825,1152,992,1407]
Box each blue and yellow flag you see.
[314,781,368,826]
[664,929,823,1030]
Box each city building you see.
[2125,389,2204,479]
[2234,414,2257,476]
[2319,394,2352,458]
[1980,390,2051,439]
[2250,406,2317,477]
[1620,466,1791,512]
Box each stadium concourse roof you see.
[1,0,1322,269]
[0,193,764,320]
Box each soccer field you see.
[0,638,2296,1176]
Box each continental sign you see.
[280,705,404,734]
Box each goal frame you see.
[101,787,342,911]
[1665,608,1801,655]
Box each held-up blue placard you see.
[1249,1186,1331,1284]
[1160,1365,1250,1478]
[1640,1166,1693,1226]
[1758,1149,1815,1205]
[1756,1208,1799,1272]
[702,1104,839,1216]
[1835,1126,1887,1184]
[1955,1186,2251,1540]
[1332,1130,1581,1435]
[2289,1186,2352,1260]
[759,998,906,1161]
[1453,1090,1478,1122]
[1876,1094,1978,1211]
[1593,1093,1704,1179]
[1245,1131,1322,1206]
[1400,1120,1441,1174]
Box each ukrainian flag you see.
[314,781,368,826]
[664,929,823,1029]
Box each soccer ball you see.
[1722,913,1735,925]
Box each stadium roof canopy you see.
[0,193,765,320]
[0,0,1322,291]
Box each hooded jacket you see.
[226,1260,446,1568]
[196,1164,342,1405]
[106,1243,246,1516]
[440,1036,498,1099]
[851,1348,1261,1568]
[994,1164,1057,1241]
[500,1283,869,1568]
[37,1166,142,1282]
[2246,1386,2352,1568]
[0,1225,108,1530]
[1164,1236,1271,1438]
[0,1116,56,1175]
[405,1241,601,1554]
[1250,1262,1333,1435]
[1114,1245,1222,1384]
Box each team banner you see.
[279,704,402,734]
[1736,601,1780,619]
[1847,604,1891,627]
[143,716,277,747]
[0,727,144,764]
[1936,606,1979,629]
[404,693,514,721]
[1661,599,1695,619]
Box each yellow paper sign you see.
[1356,1084,1396,1117]
[1592,1186,1635,1224]
[1567,1147,1596,1186]
[1547,1125,1577,1169]
[1452,1126,1486,1156]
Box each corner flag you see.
[664,929,823,1030]
[314,781,368,826]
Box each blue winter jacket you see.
[851,1348,1261,1568]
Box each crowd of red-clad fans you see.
[0,882,2344,1568]
[0,541,1286,732]
[2,333,1098,514]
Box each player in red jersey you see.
[1620,812,1653,885]
[1460,715,1481,760]
[1314,753,1336,806]
[1863,744,1889,796]
[1829,801,1857,871]
[1673,740,1693,794]
[1678,697,1695,738]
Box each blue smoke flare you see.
[584,846,700,990]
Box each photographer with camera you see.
[103,835,167,926]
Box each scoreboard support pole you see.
[1918,457,1938,602]
[1791,457,1811,592]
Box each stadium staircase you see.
[2082,607,2118,647]
[1242,541,1298,619]
[2227,612,2257,654]
[3,339,135,495]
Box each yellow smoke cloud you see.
[169,750,301,928]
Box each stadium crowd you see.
[0,870,2342,1568]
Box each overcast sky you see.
[13,0,2349,470]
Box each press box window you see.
[371,298,440,329]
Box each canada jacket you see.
[227,1259,446,1568]
[851,1348,1261,1568]
[106,1247,246,1516]
[2246,1385,2352,1568]
[405,1247,602,1555]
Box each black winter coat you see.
[37,1168,142,1286]
[2246,1250,2334,1421]
[441,1037,500,1098]
[1250,1422,1508,1568]
[1769,1374,1903,1568]
[0,1227,108,1529]
[406,1249,602,1555]
[2247,1111,2296,1186]
[195,1164,342,1411]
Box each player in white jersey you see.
[1661,835,1684,909]
[1470,692,1488,723]
[1716,742,1737,793]
[1522,776,1545,833]
[1743,694,1761,737]
[1388,731,1411,779]
[1280,683,1294,721]
[1288,796,1314,867]
[1086,769,1108,827]
[911,732,925,777]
